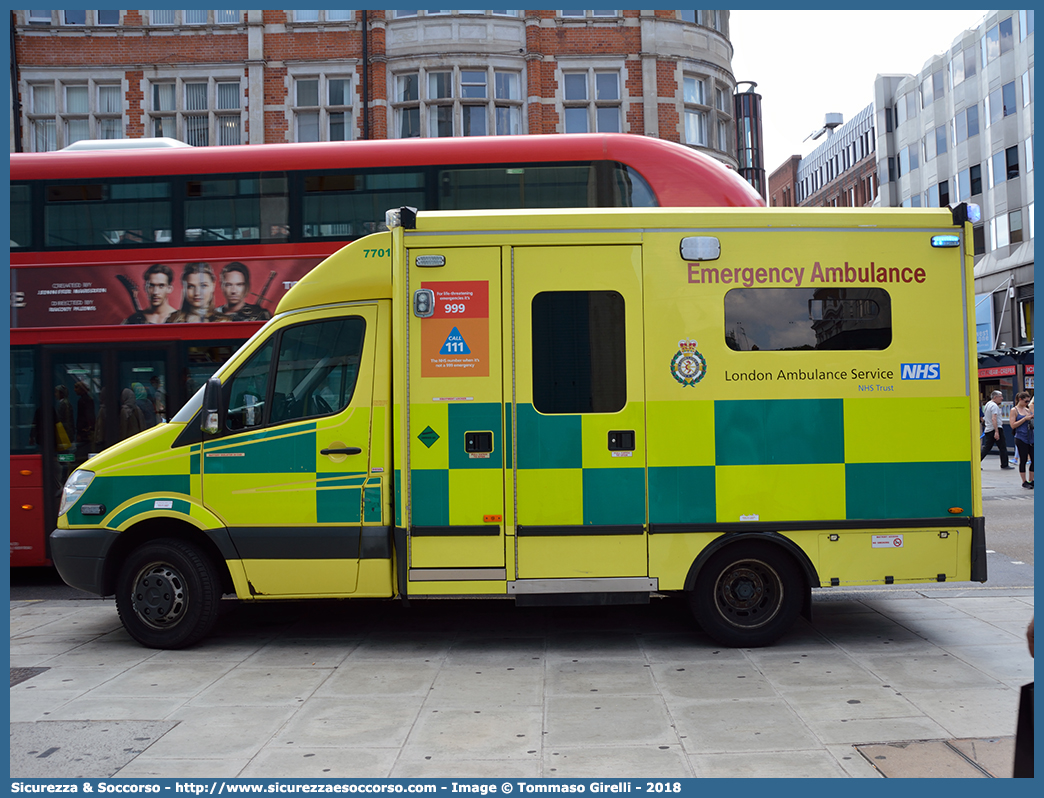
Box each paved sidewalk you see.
[10,585,1034,779]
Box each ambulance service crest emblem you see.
[671,339,706,386]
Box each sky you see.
[729,9,990,174]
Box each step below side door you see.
[511,245,649,581]
[406,246,506,585]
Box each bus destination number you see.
[364,248,390,258]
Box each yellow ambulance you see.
[50,204,986,649]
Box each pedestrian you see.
[1009,391,1034,488]
[980,390,1011,469]
[119,388,146,439]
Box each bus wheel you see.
[115,538,221,649]
[690,541,803,647]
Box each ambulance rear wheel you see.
[690,541,803,647]
[115,538,221,649]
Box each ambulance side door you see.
[511,245,649,580]
[405,247,506,585]
[201,305,378,597]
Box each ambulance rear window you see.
[531,290,626,414]
[724,287,892,351]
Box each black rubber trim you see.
[227,526,390,560]
[393,526,408,600]
[516,524,645,537]
[970,516,987,582]
[410,525,501,537]
[651,517,975,535]
[48,527,120,596]
[361,526,393,559]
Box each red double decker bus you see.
[10,133,763,567]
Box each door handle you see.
[321,447,362,456]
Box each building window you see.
[148,11,240,26]
[293,75,352,142]
[717,119,729,152]
[921,70,944,107]
[1023,71,1032,107]
[991,216,1010,249]
[679,10,703,24]
[952,46,977,86]
[292,10,352,23]
[560,10,619,19]
[1010,209,1024,244]
[1026,136,1034,173]
[972,224,985,255]
[954,105,979,145]
[683,75,708,146]
[27,79,124,151]
[393,67,523,139]
[1019,9,1034,40]
[27,9,53,24]
[563,69,621,134]
[149,77,242,146]
[1006,145,1020,180]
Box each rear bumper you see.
[970,516,987,583]
[49,527,120,596]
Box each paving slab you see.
[390,756,543,778]
[542,746,694,778]
[137,706,296,760]
[402,706,544,759]
[947,736,1016,778]
[185,666,333,707]
[690,749,849,778]
[671,697,821,754]
[115,757,252,779]
[855,740,988,778]
[272,696,424,748]
[312,658,442,697]
[241,746,402,778]
[545,695,677,747]
[10,719,177,778]
[846,650,997,690]
[427,660,545,707]
[745,649,878,691]
[899,686,1022,738]
[549,658,659,696]
[650,660,777,701]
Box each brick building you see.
[767,155,800,207]
[11,9,744,170]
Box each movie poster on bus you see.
[420,281,490,378]
[10,257,323,328]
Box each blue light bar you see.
[931,235,961,248]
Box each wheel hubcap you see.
[715,559,782,630]
[130,564,186,629]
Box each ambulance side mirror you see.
[201,377,223,436]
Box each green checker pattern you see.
[410,399,973,527]
[411,403,504,526]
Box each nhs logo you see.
[901,363,941,380]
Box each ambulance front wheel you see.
[115,538,221,649]
[690,541,803,647]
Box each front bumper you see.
[49,527,120,596]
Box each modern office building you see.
[767,10,1033,397]
[10,9,746,170]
